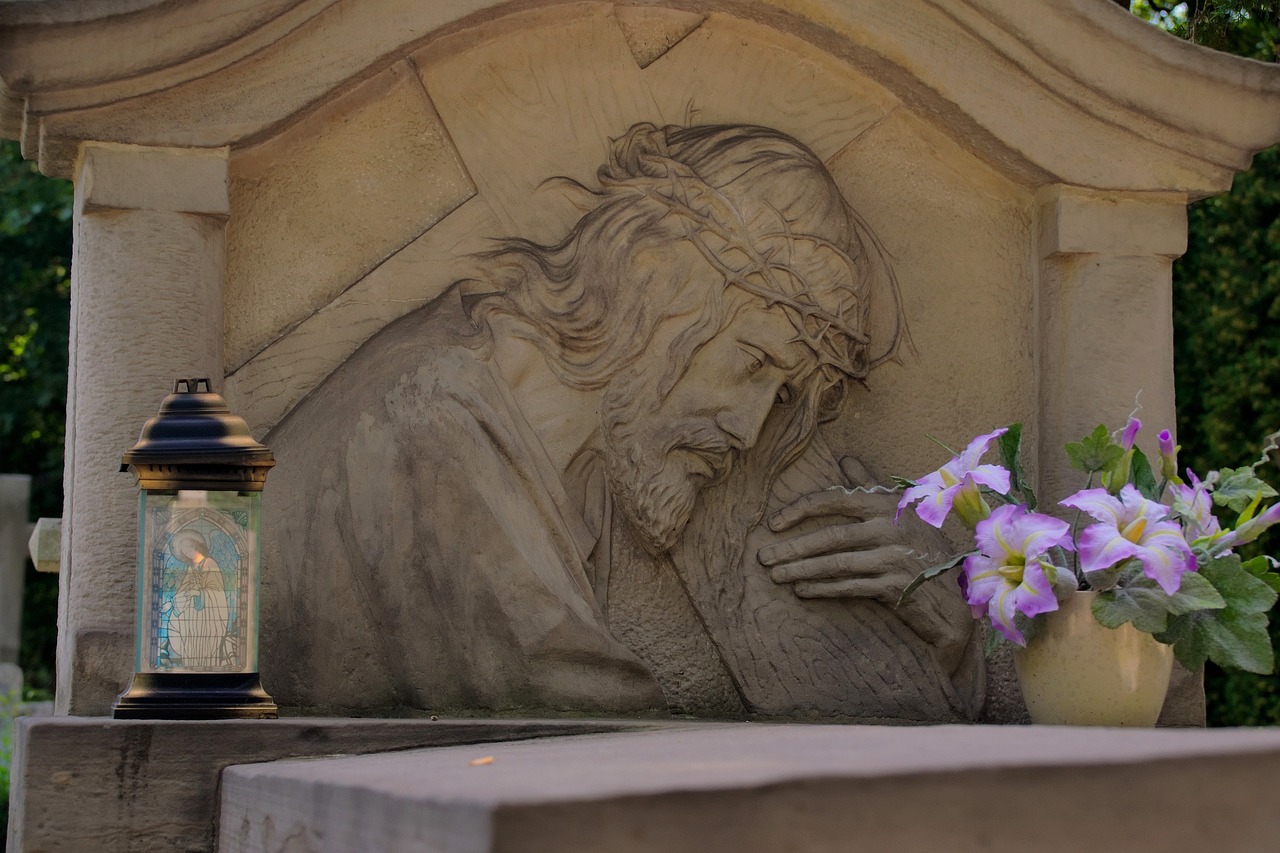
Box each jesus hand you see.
[756,456,972,670]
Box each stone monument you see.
[2,0,1280,725]
[263,121,979,722]
[8,2,1280,851]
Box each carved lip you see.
[683,445,733,483]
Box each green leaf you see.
[997,423,1036,509]
[982,624,1006,658]
[1212,467,1279,514]
[897,550,976,606]
[1065,424,1125,475]
[1083,560,1127,592]
[1091,570,1226,634]
[1242,555,1280,595]
[890,476,917,491]
[1203,555,1278,615]
[1156,614,1211,672]
[1171,570,1231,611]
[1093,585,1170,633]
[1129,447,1159,500]
[1014,609,1042,646]
[1158,608,1276,675]
[1155,557,1279,674]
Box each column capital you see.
[1037,185,1187,260]
[78,143,230,216]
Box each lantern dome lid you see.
[121,378,274,490]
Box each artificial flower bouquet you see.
[896,420,1280,674]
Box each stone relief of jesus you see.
[262,122,983,722]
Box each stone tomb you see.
[4,0,1280,849]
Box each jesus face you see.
[602,299,817,554]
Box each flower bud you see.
[1157,429,1181,484]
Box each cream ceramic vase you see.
[1014,590,1175,726]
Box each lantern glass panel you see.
[135,489,261,674]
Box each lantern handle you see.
[173,377,212,394]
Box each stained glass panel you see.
[135,490,260,674]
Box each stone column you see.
[1036,186,1188,507]
[0,474,32,664]
[1036,185,1207,726]
[58,143,228,715]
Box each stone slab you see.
[6,716,670,853]
[221,722,1280,853]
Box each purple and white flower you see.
[1158,430,1181,484]
[1216,503,1280,552]
[1120,417,1142,450]
[1061,484,1196,595]
[897,428,1012,529]
[961,504,1074,645]
[1167,470,1221,544]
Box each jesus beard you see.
[600,369,736,556]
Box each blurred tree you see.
[1131,0,1280,58]
[0,139,70,692]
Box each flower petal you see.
[968,464,1012,496]
[1221,503,1280,549]
[988,586,1025,645]
[896,474,942,519]
[1061,488,1123,526]
[1075,522,1140,574]
[914,486,959,529]
[1120,417,1141,450]
[961,553,1005,607]
[1134,525,1196,594]
[1010,512,1073,560]
[956,427,1009,470]
[1119,484,1168,525]
[1015,562,1060,618]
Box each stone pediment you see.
[2,0,1278,195]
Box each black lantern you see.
[113,378,278,719]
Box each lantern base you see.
[112,672,278,720]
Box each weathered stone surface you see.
[3,0,1279,724]
[6,716,666,853]
[220,723,1280,853]
[225,60,474,371]
[60,144,227,715]
[259,121,981,723]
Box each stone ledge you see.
[221,723,1280,853]
[6,715,674,853]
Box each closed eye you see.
[738,343,767,374]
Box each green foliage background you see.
[0,141,68,694]
[1173,140,1280,725]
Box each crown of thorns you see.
[598,125,873,381]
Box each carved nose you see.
[714,397,772,451]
